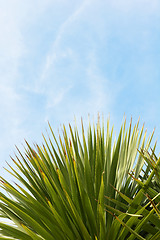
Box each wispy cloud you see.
[0,0,160,178]
[86,51,112,112]
[46,85,73,109]
[110,0,160,12]
[0,0,58,170]
[40,0,92,82]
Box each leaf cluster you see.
[0,118,159,239]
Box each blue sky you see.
[1,0,160,178]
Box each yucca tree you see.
[0,118,159,239]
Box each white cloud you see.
[0,0,59,170]
[0,0,160,179]
[0,3,25,82]
[110,0,160,13]
[86,51,110,111]
[46,85,73,109]
[39,0,92,83]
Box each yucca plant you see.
[0,118,159,239]
[105,147,160,240]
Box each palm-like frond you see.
[0,118,157,239]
